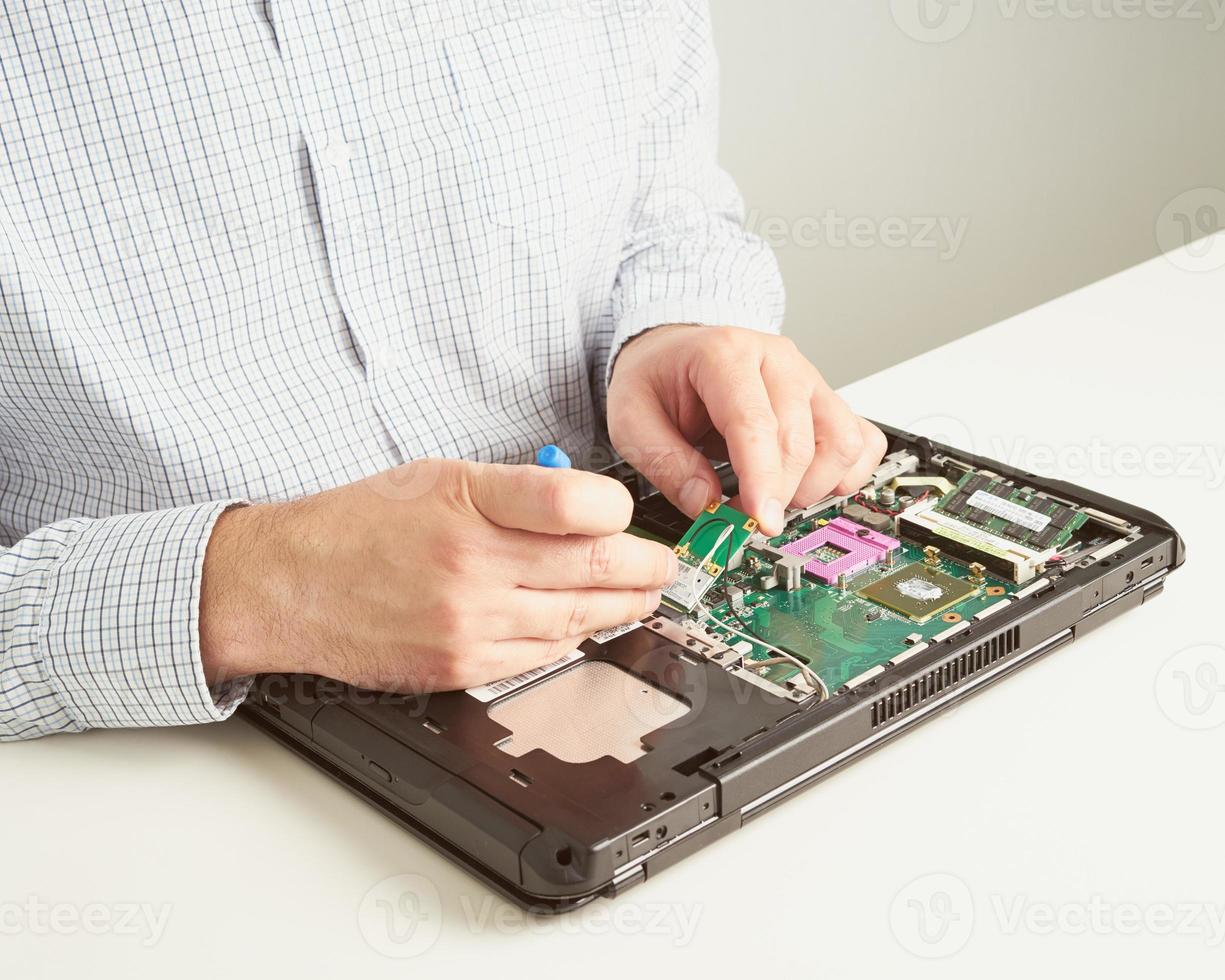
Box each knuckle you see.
[585,535,616,584]
[440,460,486,517]
[564,593,592,638]
[781,425,816,470]
[708,326,741,347]
[830,425,866,467]
[437,537,479,576]
[731,409,779,441]
[433,656,468,692]
[432,598,466,640]
[773,334,799,356]
[703,331,749,366]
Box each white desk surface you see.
[3,237,1222,979]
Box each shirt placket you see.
[263,0,450,460]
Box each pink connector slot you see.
[780,517,900,586]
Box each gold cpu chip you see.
[856,565,978,623]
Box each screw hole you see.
[641,802,655,812]
[660,791,676,801]
[555,846,573,867]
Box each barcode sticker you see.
[591,621,644,644]
[466,650,585,703]
[966,490,1052,533]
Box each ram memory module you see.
[936,472,1087,552]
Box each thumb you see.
[464,463,635,535]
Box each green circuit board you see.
[674,501,758,576]
[701,507,1020,692]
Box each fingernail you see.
[679,478,712,517]
[762,498,785,534]
[645,590,663,610]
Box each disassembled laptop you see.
[245,426,1182,912]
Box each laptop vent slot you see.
[870,625,1020,729]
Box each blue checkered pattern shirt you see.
[0,0,783,739]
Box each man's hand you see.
[199,461,677,692]
[608,325,888,536]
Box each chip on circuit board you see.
[856,564,979,623]
[780,517,900,585]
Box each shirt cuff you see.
[605,298,783,389]
[38,500,253,730]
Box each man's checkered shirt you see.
[0,0,783,739]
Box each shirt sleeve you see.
[0,500,252,741]
[599,0,786,399]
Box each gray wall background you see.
[711,0,1225,387]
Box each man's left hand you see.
[608,324,888,536]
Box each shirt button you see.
[319,133,353,173]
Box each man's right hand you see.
[199,459,678,693]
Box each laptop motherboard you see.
[650,447,1138,705]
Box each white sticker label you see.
[466,650,584,704]
[591,620,644,644]
[966,490,1052,533]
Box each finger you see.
[506,531,679,590]
[792,382,869,504]
[465,463,634,536]
[762,358,817,510]
[503,587,662,641]
[833,418,889,496]
[486,635,590,681]
[695,355,786,533]
[610,388,723,520]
